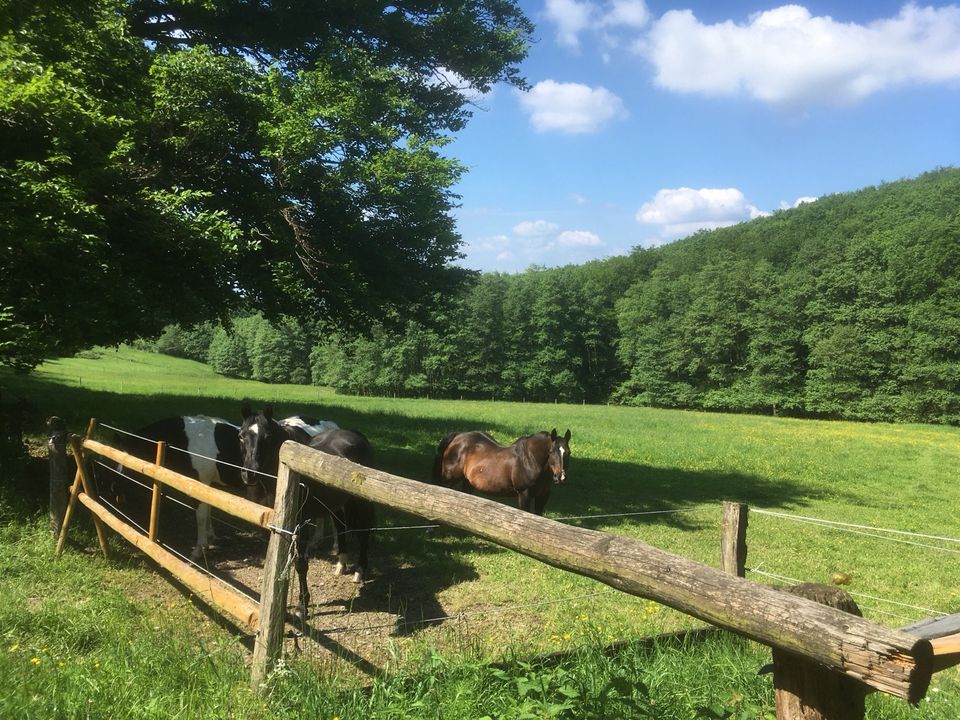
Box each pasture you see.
[2,347,960,719]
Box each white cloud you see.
[460,217,608,271]
[558,230,603,247]
[642,4,960,106]
[545,0,594,48]
[518,80,627,133]
[599,0,650,29]
[637,187,765,240]
[430,66,490,104]
[545,0,650,48]
[780,195,819,209]
[513,219,560,237]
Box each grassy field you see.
[2,346,960,719]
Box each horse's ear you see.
[241,403,251,420]
[550,428,557,440]
[264,405,273,420]
[564,429,571,442]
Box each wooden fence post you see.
[148,441,166,542]
[47,417,70,538]
[250,460,300,691]
[68,434,112,560]
[721,501,748,577]
[772,584,867,720]
[55,419,99,557]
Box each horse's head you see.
[547,428,572,483]
[238,404,284,502]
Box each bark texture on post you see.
[720,501,748,577]
[250,462,300,692]
[773,584,867,720]
[47,416,70,538]
[279,441,933,703]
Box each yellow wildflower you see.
[31,657,41,665]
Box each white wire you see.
[96,494,260,605]
[747,567,948,618]
[93,459,259,537]
[99,421,278,480]
[753,508,960,545]
[753,511,960,556]
[552,508,699,522]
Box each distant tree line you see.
[149,169,960,425]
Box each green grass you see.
[2,346,960,718]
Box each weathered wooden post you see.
[250,460,300,691]
[48,416,70,538]
[772,584,867,720]
[721,501,748,577]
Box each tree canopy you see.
[155,168,960,425]
[0,0,533,370]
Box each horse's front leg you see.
[332,512,349,576]
[517,489,532,513]
[191,502,213,560]
[533,489,551,516]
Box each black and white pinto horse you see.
[110,416,245,560]
[238,405,375,619]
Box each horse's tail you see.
[432,432,459,483]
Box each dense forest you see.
[149,168,960,425]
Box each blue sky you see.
[445,1,960,272]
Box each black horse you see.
[432,429,571,515]
[238,405,375,620]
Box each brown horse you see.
[432,429,571,515]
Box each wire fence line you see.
[93,460,256,538]
[752,508,960,556]
[97,421,278,481]
[747,567,948,620]
[91,421,956,636]
[99,421,959,549]
[95,421,706,533]
[95,485,646,643]
[94,493,261,606]
[753,508,960,545]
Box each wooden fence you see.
[53,423,960,719]
[279,440,959,720]
[53,422,300,690]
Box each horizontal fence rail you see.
[77,490,260,630]
[73,436,274,631]
[280,440,934,704]
[85,438,275,529]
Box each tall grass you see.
[2,346,959,718]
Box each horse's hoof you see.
[351,570,364,584]
[333,561,346,575]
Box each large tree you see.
[0,0,532,370]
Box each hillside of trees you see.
[149,168,960,425]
